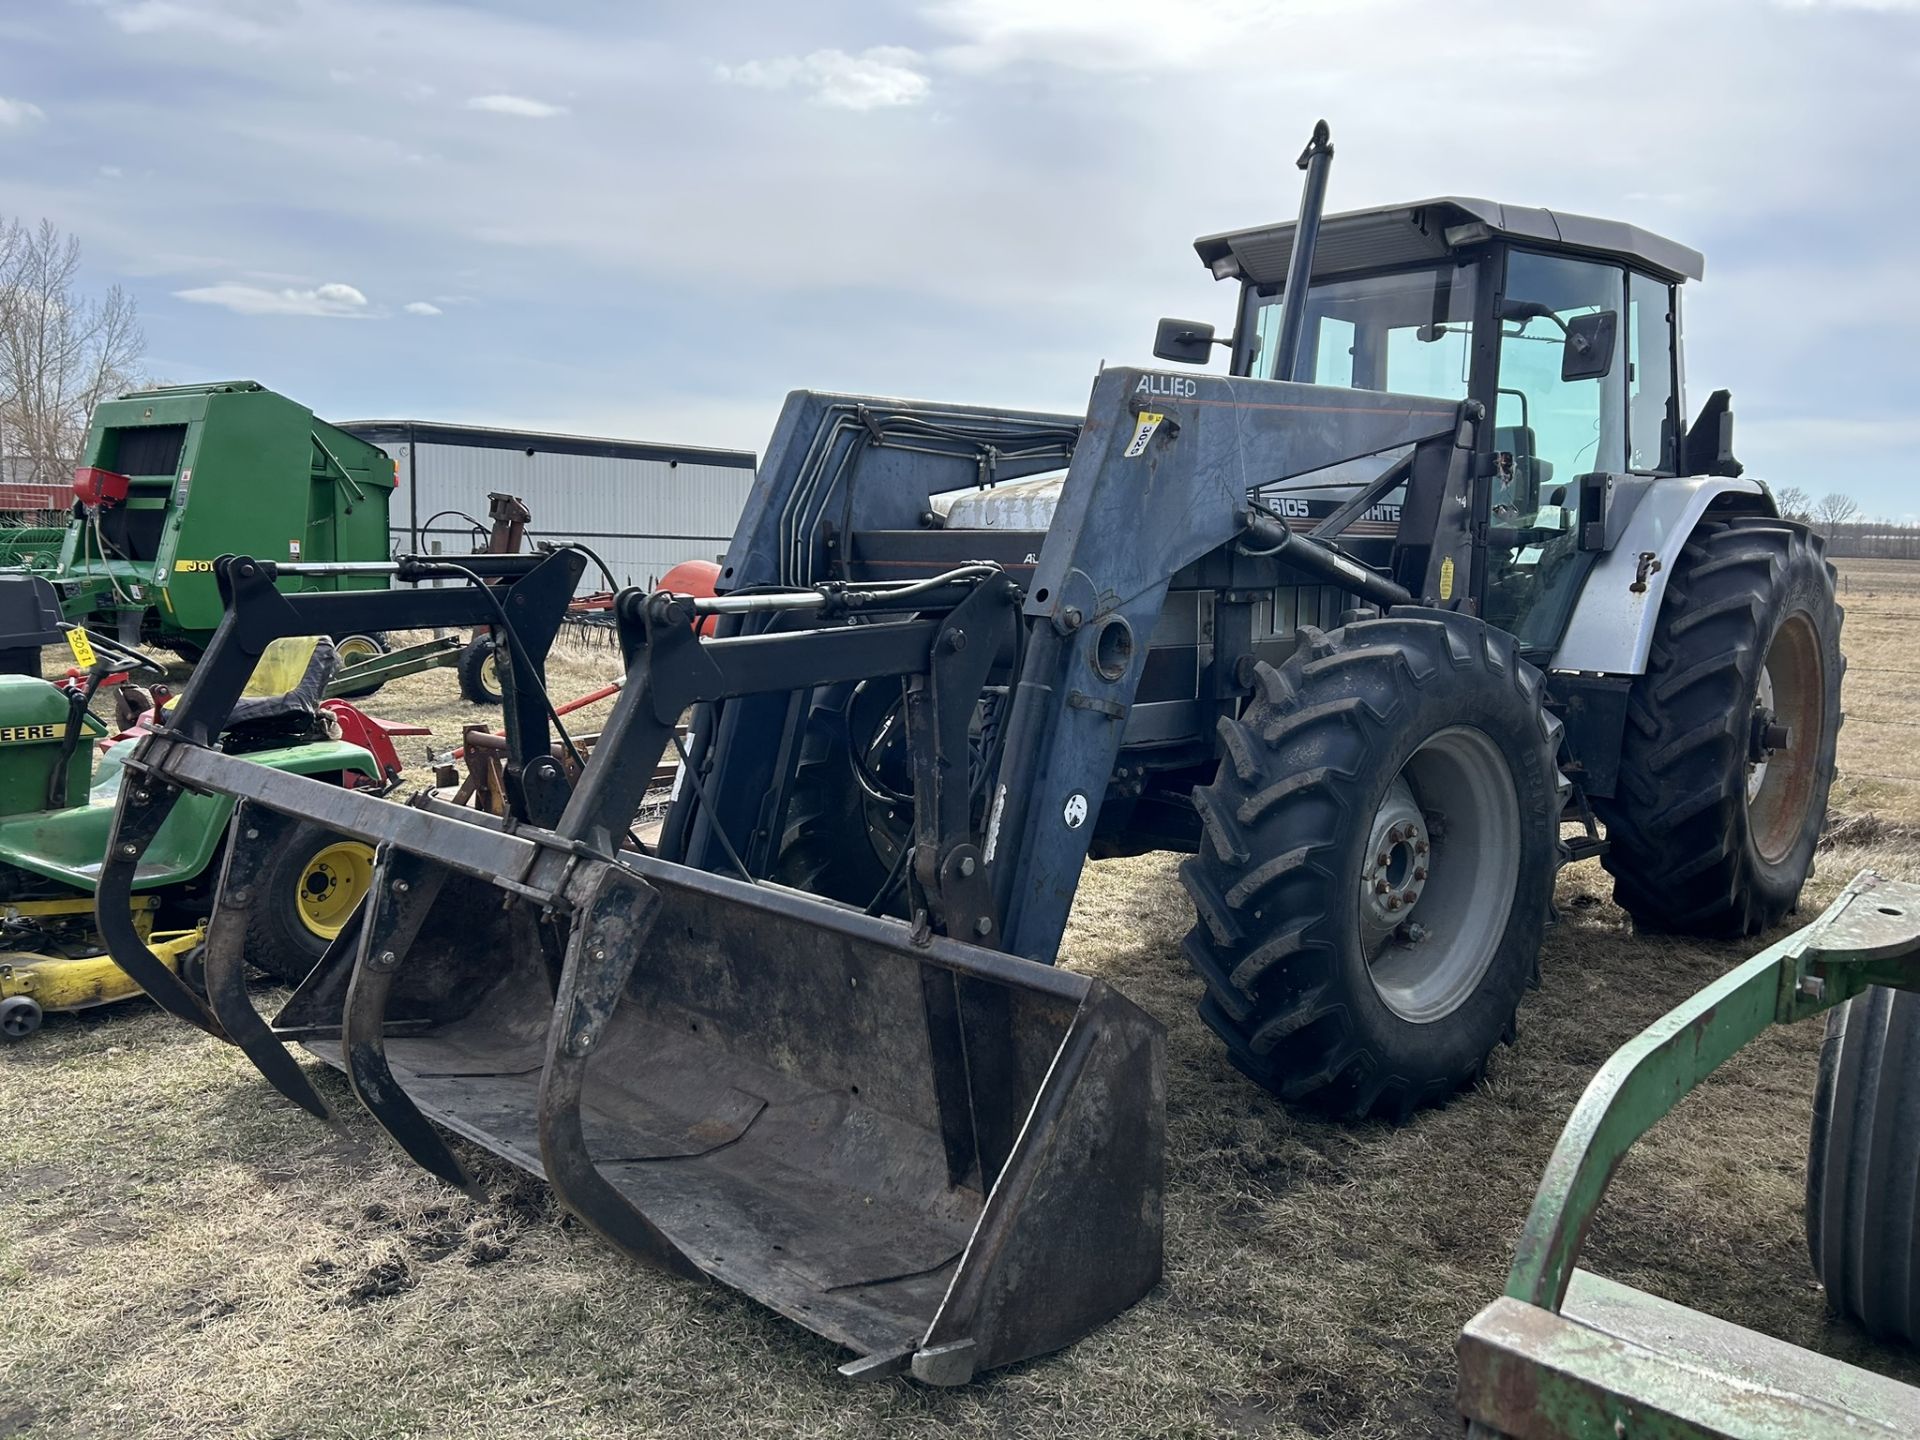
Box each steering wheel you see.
[69,626,170,682]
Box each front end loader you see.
[95,123,1843,1379]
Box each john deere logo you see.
[0,724,60,744]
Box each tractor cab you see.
[1163,198,1713,657]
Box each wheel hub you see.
[1359,778,1430,952]
[1358,727,1522,1025]
[295,841,375,941]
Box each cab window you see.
[1245,264,1478,398]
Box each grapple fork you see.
[99,551,1166,1382]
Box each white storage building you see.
[336,420,757,593]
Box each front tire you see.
[1807,984,1920,1345]
[773,682,907,912]
[244,822,375,982]
[1595,516,1843,936]
[1181,612,1561,1121]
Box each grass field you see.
[5,561,1920,1438]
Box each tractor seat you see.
[219,640,338,752]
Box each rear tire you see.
[244,821,375,983]
[1595,516,1843,936]
[457,635,503,705]
[1807,983,1920,1345]
[1180,612,1561,1120]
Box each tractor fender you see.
[1549,475,1772,677]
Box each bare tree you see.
[1814,491,1862,533]
[1774,484,1811,523]
[0,216,144,487]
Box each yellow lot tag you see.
[1124,411,1165,458]
[1439,557,1455,601]
[65,628,97,668]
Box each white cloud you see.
[108,0,278,44]
[466,94,568,119]
[174,280,373,317]
[716,47,930,110]
[403,300,442,316]
[0,97,46,129]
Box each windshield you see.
[1243,264,1478,398]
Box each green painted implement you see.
[1458,871,1920,1439]
[20,380,397,655]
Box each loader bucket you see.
[300,841,1166,1383]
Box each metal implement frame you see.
[1457,870,1920,1439]
[94,549,581,1043]
[323,634,463,697]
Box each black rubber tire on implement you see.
[244,821,373,983]
[330,631,390,700]
[1806,983,1920,1345]
[1180,611,1561,1121]
[457,634,503,706]
[773,683,903,911]
[1594,516,1843,937]
[0,994,42,1041]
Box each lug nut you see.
[1386,896,1401,911]
[1374,878,1391,894]
[1376,851,1391,868]
[1413,867,1428,881]
[1415,840,1429,856]
[1401,889,1419,905]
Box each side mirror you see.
[1561,309,1618,382]
[1153,317,1217,365]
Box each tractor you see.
[95,123,1842,1381]
[0,598,391,1041]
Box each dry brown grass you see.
[4,563,1920,1438]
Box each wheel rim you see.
[1358,726,1521,1024]
[1,997,41,1038]
[335,635,382,667]
[1748,612,1823,865]
[295,841,376,940]
[481,650,500,694]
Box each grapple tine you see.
[201,802,337,1121]
[537,860,703,1281]
[341,848,481,1198]
[94,775,226,1038]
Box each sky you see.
[1,0,1917,513]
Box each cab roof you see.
[1194,197,1704,287]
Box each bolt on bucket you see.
[108,767,1165,1384]
[319,845,1166,1382]
[94,551,1164,1381]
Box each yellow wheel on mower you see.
[295,840,375,942]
